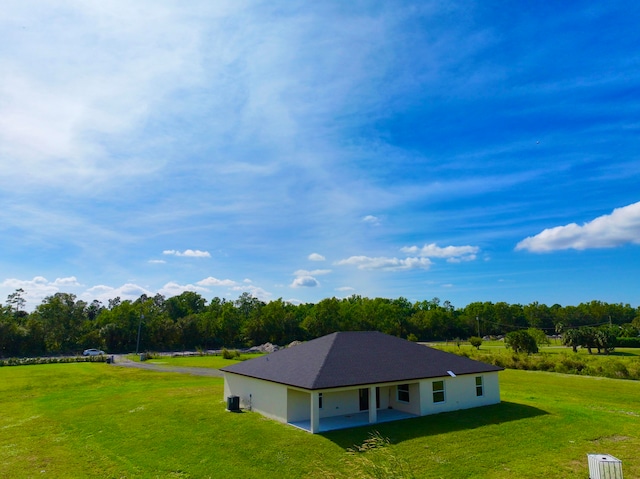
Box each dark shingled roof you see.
[220,331,502,390]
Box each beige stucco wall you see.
[223,373,288,423]
[286,388,309,422]
[321,389,358,417]
[224,371,501,427]
[419,372,501,415]
[388,382,422,415]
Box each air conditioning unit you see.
[587,454,623,479]
[226,395,240,412]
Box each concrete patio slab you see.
[288,408,417,433]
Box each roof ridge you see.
[310,332,340,389]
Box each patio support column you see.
[310,391,320,433]
[368,386,377,424]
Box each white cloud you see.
[158,281,209,297]
[362,215,381,225]
[336,256,432,271]
[148,259,166,264]
[336,286,355,292]
[291,276,320,288]
[308,253,326,261]
[197,277,238,287]
[1,276,84,310]
[163,249,211,258]
[81,283,153,304]
[290,268,330,288]
[230,284,272,301]
[52,276,82,287]
[516,201,640,252]
[401,243,479,262]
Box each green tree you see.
[579,326,599,354]
[166,291,207,321]
[505,330,538,354]
[216,300,242,347]
[32,293,88,354]
[562,328,583,353]
[526,328,550,347]
[6,288,27,318]
[524,301,554,330]
[594,327,617,355]
[97,300,139,352]
[0,304,27,357]
[303,297,341,338]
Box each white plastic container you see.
[587,454,623,479]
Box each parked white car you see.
[83,348,105,356]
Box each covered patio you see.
[288,408,418,433]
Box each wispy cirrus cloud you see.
[516,201,640,252]
[163,249,211,258]
[362,215,381,226]
[401,243,479,262]
[336,256,432,271]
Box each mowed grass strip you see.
[1,363,638,478]
[144,353,262,369]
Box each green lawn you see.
[1,363,638,478]
[143,353,262,369]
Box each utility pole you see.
[136,313,144,354]
[476,315,480,337]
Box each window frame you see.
[397,384,410,403]
[432,380,445,403]
[475,376,484,397]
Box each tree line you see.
[1,288,639,357]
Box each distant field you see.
[430,339,640,355]
[134,353,263,369]
[1,361,638,478]
[428,341,640,381]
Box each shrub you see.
[319,431,415,479]
[616,337,640,348]
[468,336,483,350]
[0,355,107,367]
[222,348,240,359]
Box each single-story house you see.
[220,331,503,433]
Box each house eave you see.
[222,368,502,392]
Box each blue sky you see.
[2,1,640,311]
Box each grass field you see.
[137,353,261,369]
[430,342,640,381]
[1,362,639,478]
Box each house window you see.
[397,384,410,403]
[475,377,483,397]
[432,380,445,403]
[319,393,323,409]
